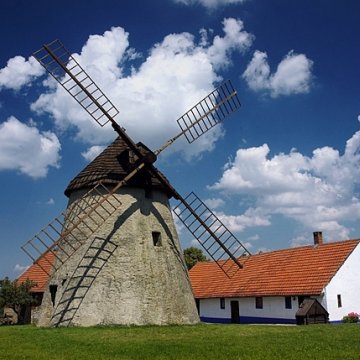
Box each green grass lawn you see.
[0,323,359,360]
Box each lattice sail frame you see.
[21,182,121,275]
[177,80,240,144]
[154,79,241,156]
[33,39,118,127]
[173,192,250,278]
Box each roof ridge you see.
[253,238,360,257]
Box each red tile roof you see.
[189,239,360,298]
[17,252,55,292]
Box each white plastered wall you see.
[199,295,322,323]
[323,243,360,322]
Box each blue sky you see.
[1,0,360,279]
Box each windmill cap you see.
[64,136,172,198]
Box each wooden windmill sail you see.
[21,39,251,327]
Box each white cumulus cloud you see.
[211,126,360,241]
[46,198,55,205]
[174,0,247,9]
[243,50,313,97]
[81,145,106,161]
[216,207,271,232]
[0,56,44,91]
[205,18,254,69]
[204,197,225,209]
[13,264,29,274]
[30,20,253,160]
[0,117,61,178]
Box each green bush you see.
[0,277,36,324]
[342,312,359,323]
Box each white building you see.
[189,233,360,324]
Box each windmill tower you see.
[21,40,251,327]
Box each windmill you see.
[21,39,251,327]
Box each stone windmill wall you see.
[37,137,199,327]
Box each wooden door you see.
[230,300,240,323]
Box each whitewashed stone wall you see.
[38,186,199,327]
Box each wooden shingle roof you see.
[296,298,329,316]
[65,136,173,198]
[17,252,55,292]
[190,239,359,298]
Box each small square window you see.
[337,294,342,308]
[152,231,162,247]
[285,296,292,309]
[220,298,225,309]
[255,297,263,309]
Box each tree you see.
[183,247,207,270]
[0,279,4,316]
[0,277,36,323]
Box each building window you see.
[33,293,44,307]
[152,231,162,247]
[337,294,342,308]
[220,298,225,309]
[285,296,292,309]
[49,285,58,306]
[255,297,263,309]
[195,299,200,314]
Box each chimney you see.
[313,231,323,246]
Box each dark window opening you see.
[255,297,263,309]
[230,301,240,324]
[220,298,225,309]
[195,299,200,314]
[144,187,153,199]
[285,296,292,309]
[152,231,162,247]
[117,149,134,171]
[49,285,58,306]
[33,292,44,307]
[143,170,153,199]
[337,294,342,308]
